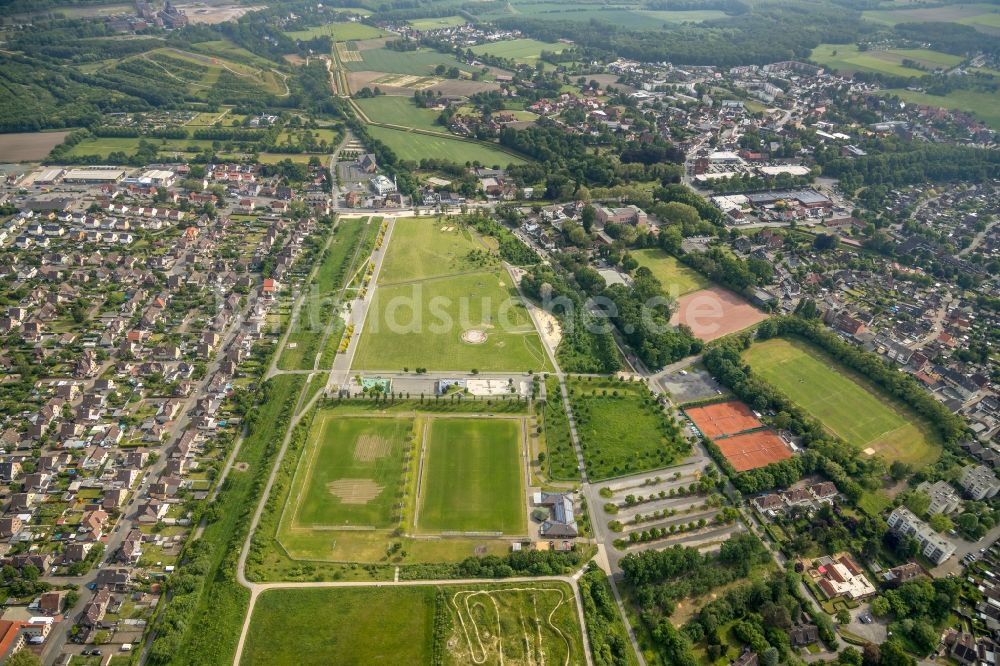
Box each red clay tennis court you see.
[716,431,793,472]
[685,401,763,439]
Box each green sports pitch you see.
[285,414,412,529]
[417,417,527,535]
[743,337,940,466]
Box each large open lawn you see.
[743,337,941,466]
[631,249,711,297]
[242,587,435,665]
[569,378,689,480]
[418,418,526,534]
[355,95,444,132]
[353,217,551,372]
[471,38,565,63]
[377,216,487,284]
[366,125,525,166]
[810,43,961,77]
[288,414,412,528]
[881,87,1000,130]
[284,21,389,41]
[242,581,584,666]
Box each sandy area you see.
[175,3,264,24]
[670,286,769,342]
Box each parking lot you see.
[657,367,726,404]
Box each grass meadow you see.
[290,415,412,528]
[810,43,962,78]
[743,337,941,466]
[284,21,389,41]
[471,38,565,63]
[408,15,467,30]
[346,47,473,76]
[242,581,584,666]
[417,418,526,534]
[569,377,689,480]
[881,87,1000,130]
[631,249,711,297]
[355,95,444,132]
[242,587,435,665]
[365,125,525,166]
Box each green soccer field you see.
[353,218,552,372]
[631,249,711,297]
[743,338,941,466]
[417,418,526,534]
[287,414,413,528]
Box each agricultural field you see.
[0,131,71,162]
[65,137,218,159]
[568,377,689,480]
[479,2,729,29]
[353,217,551,372]
[631,249,711,297]
[417,417,526,534]
[862,2,1000,31]
[471,38,566,63]
[242,582,584,666]
[287,414,412,529]
[345,46,474,76]
[284,21,389,41]
[355,95,444,132]
[882,87,1000,130]
[366,125,526,165]
[743,337,941,466]
[810,43,962,78]
[408,15,467,30]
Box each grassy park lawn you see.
[569,378,689,480]
[355,95,444,132]
[631,249,711,296]
[408,15,467,30]
[365,125,525,166]
[284,21,389,41]
[417,418,526,534]
[242,582,584,666]
[743,338,941,466]
[377,216,486,284]
[881,87,1000,130]
[288,414,412,528]
[242,587,435,666]
[353,270,550,372]
[471,38,565,63]
[810,44,959,78]
[353,217,551,372]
